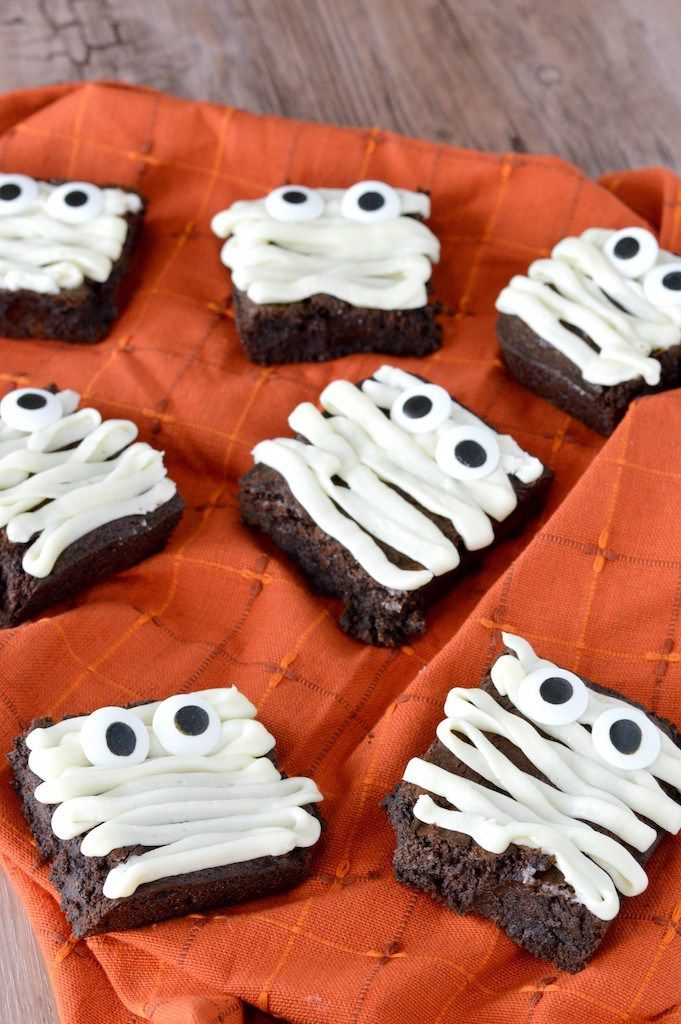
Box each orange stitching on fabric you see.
[255,900,314,1013]
[257,609,329,710]
[357,127,381,178]
[175,554,273,584]
[66,87,88,178]
[549,413,573,459]
[625,898,681,1016]
[52,934,80,966]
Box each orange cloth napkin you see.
[0,81,679,1024]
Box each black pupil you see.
[64,189,88,207]
[0,183,21,202]
[613,236,640,260]
[16,392,47,410]
[539,676,574,705]
[609,718,642,755]
[454,439,487,468]
[174,704,209,736]
[662,271,681,292]
[105,721,137,757]
[358,190,385,211]
[402,395,432,419]
[282,190,307,205]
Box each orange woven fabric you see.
[0,81,679,1024]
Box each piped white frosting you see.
[27,687,323,900]
[211,186,439,310]
[403,634,681,920]
[252,365,545,592]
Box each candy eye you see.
[390,384,451,434]
[340,180,401,224]
[152,695,221,756]
[0,388,63,433]
[264,185,324,223]
[515,666,589,726]
[642,261,681,307]
[45,181,104,224]
[435,425,500,481]
[0,174,38,216]
[604,227,659,278]
[592,707,661,771]
[80,707,150,767]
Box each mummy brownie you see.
[0,173,143,343]
[211,182,441,364]
[10,686,323,935]
[385,634,681,971]
[0,385,183,626]
[239,365,551,645]
[496,227,681,434]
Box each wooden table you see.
[0,2,679,1021]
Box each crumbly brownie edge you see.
[497,312,681,436]
[383,673,681,972]
[9,726,319,937]
[232,287,442,365]
[0,190,145,345]
[0,491,184,628]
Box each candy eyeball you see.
[603,227,659,279]
[0,388,63,433]
[265,185,324,222]
[642,261,681,307]
[81,707,150,767]
[591,706,661,771]
[45,181,104,225]
[340,180,401,224]
[0,174,38,216]
[390,384,451,434]
[435,425,500,481]
[515,666,589,726]
[152,694,221,756]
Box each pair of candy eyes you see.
[389,382,500,481]
[80,696,222,767]
[517,666,661,771]
[0,174,105,225]
[265,180,403,225]
[604,227,681,307]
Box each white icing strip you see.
[252,367,545,592]
[0,390,177,577]
[496,230,681,386]
[0,184,141,294]
[402,636,681,920]
[27,687,323,899]
[211,187,439,310]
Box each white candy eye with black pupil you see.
[264,185,324,222]
[643,261,681,307]
[0,174,38,215]
[435,425,500,481]
[152,694,221,756]
[390,384,451,434]
[515,666,589,726]
[340,180,401,223]
[0,387,63,432]
[80,707,150,767]
[591,707,661,771]
[604,227,659,279]
[45,181,104,224]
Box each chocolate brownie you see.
[385,634,681,971]
[495,227,681,435]
[239,365,552,646]
[10,689,323,937]
[212,182,441,365]
[0,383,183,627]
[0,174,144,344]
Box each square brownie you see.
[0,174,144,344]
[385,633,681,971]
[495,227,681,435]
[239,365,551,646]
[0,383,183,627]
[9,689,323,936]
[211,183,441,365]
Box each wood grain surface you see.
[0,2,679,1022]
